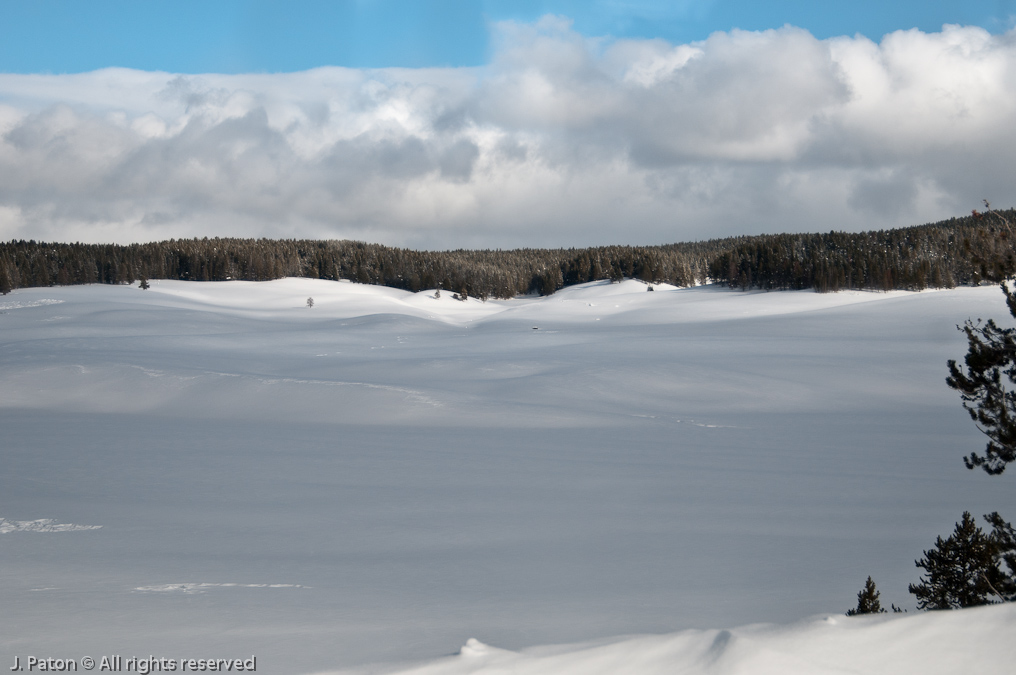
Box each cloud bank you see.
[2,18,1015,248]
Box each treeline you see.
[0,237,722,299]
[709,209,1016,292]
[2,209,1015,297]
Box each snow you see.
[330,604,1016,674]
[134,583,309,594]
[0,518,101,533]
[0,278,1014,674]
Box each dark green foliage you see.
[139,276,150,290]
[846,576,886,615]
[0,257,11,295]
[0,238,721,300]
[985,511,1016,602]
[946,282,1016,474]
[709,210,1016,292]
[908,512,1011,610]
[2,209,1015,298]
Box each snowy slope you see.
[1,279,1014,674]
[332,604,1016,675]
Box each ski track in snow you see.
[134,583,309,595]
[0,298,64,310]
[116,366,443,407]
[0,518,101,533]
[245,375,443,406]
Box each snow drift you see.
[0,278,1013,674]
[331,604,1016,675]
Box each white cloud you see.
[1,20,1015,247]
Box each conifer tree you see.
[984,511,1016,601]
[846,576,886,615]
[909,512,1005,609]
[946,282,1016,474]
[0,259,11,295]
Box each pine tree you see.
[946,282,1016,474]
[909,512,1005,609]
[984,511,1016,601]
[846,576,886,615]
[0,259,11,295]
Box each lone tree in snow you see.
[846,576,886,615]
[908,511,1013,609]
[306,297,314,308]
[946,281,1016,474]
[139,276,150,290]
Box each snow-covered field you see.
[1,278,1014,674]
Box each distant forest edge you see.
[2,210,1015,298]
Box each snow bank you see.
[19,276,935,325]
[333,605,1016,675]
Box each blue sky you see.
[0,0,1012,73]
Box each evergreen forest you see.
[2,209,1015,298]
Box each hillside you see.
[2,210,1015,298]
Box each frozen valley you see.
[1,278,1014,673]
